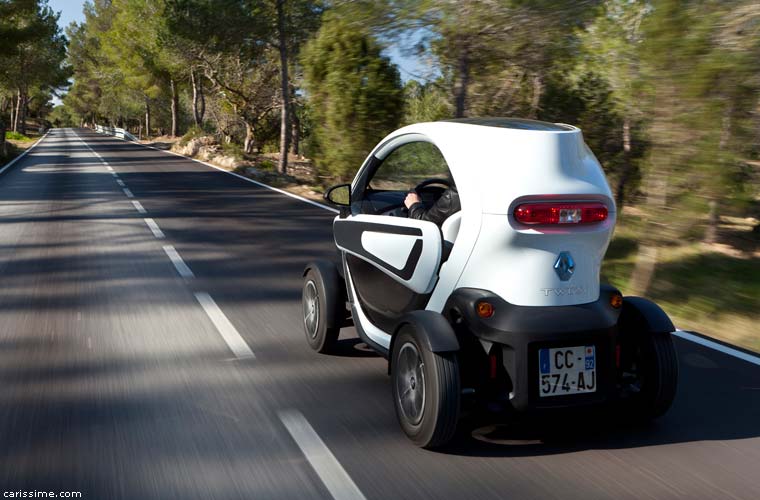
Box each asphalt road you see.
[1,128,759,499]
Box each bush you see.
[178,125,206,146]
[220,141,244,160]
[5,131,32,141]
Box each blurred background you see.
[2,0,758,349]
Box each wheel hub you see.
[396,342,425,425]
[303,281,319,339]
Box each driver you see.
[404,185,460,226]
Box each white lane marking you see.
[116,179,125,187]
[123,187,134,198]
[0,130,50,175]
[163,245,194,278]
[144,218,165,239]
[194,292,255,359]
[106,165,113,171]
[132,200,147,214]
[674,330,760,367]
[111,172,118,177]
[279,410,366,500]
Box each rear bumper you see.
[443,287,622,412]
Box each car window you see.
[370,142,451,191]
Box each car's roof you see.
[442,117,574,132]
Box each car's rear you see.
[433,119,623,413]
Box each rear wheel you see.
[391,325,460,448]
[623,331,679,419]
[302,266,342,353]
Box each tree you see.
[301,13,403,180]
[1,0,68,152]
[574,0,650,209]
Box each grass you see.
[602,214,760,352]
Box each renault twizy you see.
[302,118,678,448]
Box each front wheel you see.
[391,325,460,448]
[302,265,342,353]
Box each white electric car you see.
[302,118,678,448]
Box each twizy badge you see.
[553,251,575,281]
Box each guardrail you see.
[94,124,138,142]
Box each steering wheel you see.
[413,178,452,193]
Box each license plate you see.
[538,345,596,397]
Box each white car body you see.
[336,119,616,350]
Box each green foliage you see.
[402,80,451,125]
[5,131,32,141]
[301,13,403,181]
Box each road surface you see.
[1,128,759,499]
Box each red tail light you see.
[514,202,608,225]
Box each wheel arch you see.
[303,260,345,331]
[619,296,675,334]
[388,310,459,373]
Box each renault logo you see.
[554,251,575,281]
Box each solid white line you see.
[674,330,760,367]
[194,292,255,359]
[111,172,118,177]
[144,218,165,238]
[0,130,50,176]
[163,245,194,278]
[116,179,125,186]
[132,200,147,214]
[279,410,366,500]
[123,187,134,198]
[106,165,113,171]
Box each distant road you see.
[1,128,759,499]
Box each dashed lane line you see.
[132,200,147,214]
[194,292,255,359]
[144,218,165,239]
[123,187,134,198]
[279,410,366,500]
[163,245,194,278]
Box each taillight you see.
[513,202,608,225]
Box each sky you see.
[49,0,429,86]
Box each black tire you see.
[628,331,679,419]
[391,324,460,448]
[302,265,342,353]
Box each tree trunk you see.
[18,93,27,136]
[12,91,22,132]
[191,70,200,127]
[529,74,543,119]
[453,43,470,118]
[243,122,256,154]
[615,117,633,210]
[0,96,7,157]
[276,0,291,174]
[9,94,16,133]
[170,78,179,137]
[629,82,673,297]
[145,99,151,139]
[290,106,300,156]
[704,199,718,244]
[703,110,732,245]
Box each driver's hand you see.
[404,192,421,209]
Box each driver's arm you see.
[404,188,460,226]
